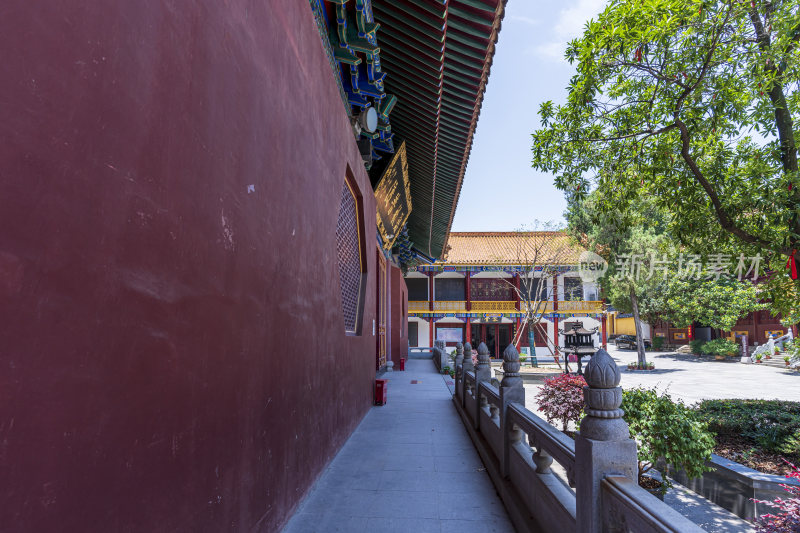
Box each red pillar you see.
[428,273,434,311]
[465,271,471,311]
[601,314,608,350]
[429,272,435,347]
[688,324,693,341]
[553,274,559,355]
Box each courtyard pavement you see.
[282,359,515,533]
[607,345,800,404]
[522,345,800,409]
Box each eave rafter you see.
[372,0,505,259]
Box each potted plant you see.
[755,353,763,363]
[621,388,715,499]
[785,355,791,367]
[689,339,705,356]
[702,338,738,361]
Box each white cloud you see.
[554,0,606,38]
[529,42,564,61]
[531,0,606,61]
[510,15,539,26]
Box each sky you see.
[450,0,607,232]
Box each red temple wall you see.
[0,1,377,531]
[390,266,408,365]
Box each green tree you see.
[662,276,765,329]
[567,191,764,358]
[566,192,673,365]
[532,0,800,317]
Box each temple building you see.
[0,1,507,531]
[613,314,793,346]
[405,232,606,358]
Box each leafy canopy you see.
[533,0,800,316]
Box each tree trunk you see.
[527,320,538,367]
[630,287,647,366]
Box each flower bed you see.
[695,399,800,476]
[627,362,655,371]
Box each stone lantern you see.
[560,323,597,375]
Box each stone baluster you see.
[461,342,474,406]
[500,344,525,477]
[532,446,553,475]
[575,348,637,533]
[454,342,464,400]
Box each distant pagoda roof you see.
[372,0,507,260]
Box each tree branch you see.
[674,119,790,254]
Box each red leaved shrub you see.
[536,373,587,431]
[755,461,800,532]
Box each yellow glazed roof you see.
[442,232,584,265]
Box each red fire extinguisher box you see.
[375,379,388,406]
[399,358,406,371]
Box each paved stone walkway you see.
[283,359,515,533]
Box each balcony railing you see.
[433,300,466,312]
[471,301,518,312]
[407,300,605,314]
[557,300,604,312]
[408,300,429,312]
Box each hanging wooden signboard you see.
[374,141,412,250]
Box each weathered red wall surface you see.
[389,266,408,364]
[0,1,377,531]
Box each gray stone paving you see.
[606,345,800,404]
[523,345,800,410]
[283,359,515,533]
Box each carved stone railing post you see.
[575,349,638,533]
[473,342,492,429]
[461,342,474,407]
[454,342,464,400]
[475,342,491,383]
[500,344,525,477]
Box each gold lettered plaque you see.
[374,141,412,249]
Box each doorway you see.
[470,322,513,358]
[408,321,418,347]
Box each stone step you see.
[756,358,791,369]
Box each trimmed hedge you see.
[695,399,800,455]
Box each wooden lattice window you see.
[336,175,365,334]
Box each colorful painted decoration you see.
[311,0,396,168]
